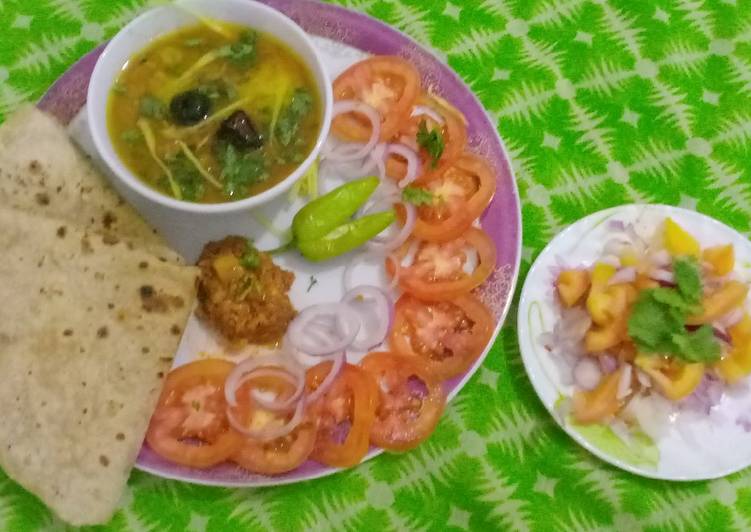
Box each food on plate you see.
[0,108,197,525]
[108,21,321,203]
[361,351,445,450]
[145,54,500,477]
[197,236,296,344]
[146,358,242,468]
[390,293,494,380]
[386,227,497,301]
[547,217,751,432]
[290,176,395,261]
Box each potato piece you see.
[557,269,590,307]
[703,244,735,276]
[572,367,624,424]
[212,253,243,284]
[664,217,700,257]
[635,355,704,400]
[687,281,749,325]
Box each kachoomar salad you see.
[545,217,751,439]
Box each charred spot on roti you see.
[102,234,119,246]
[96,326,108,339]
[35,192,49,206]
[62,329,73,337]
[29,160,40,172]
[81,381,87,387]
[94,272,105,281]
[170,324,181,336]
[82,408,88,414]
[56,226,66,238]
[115,433,125,441]
[99,455,109,467]
[80,236,93,254]
[102,211,116,230]
[107,303,115,309]
[157,371,164,379]
[138,261,148,269]
[141,347,150,354]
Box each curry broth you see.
[107,22,321,203]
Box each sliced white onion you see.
[608,267,637,285]
[386,253,401,291]
[325,100,381,162]
[342,285,393,351]
[649,249,671,268]
[287,303,361,356]
[636,369,652,389]
[384,143,421,188]
[617,364,633,400]
[650,269,675,284]
[717,307,745,329]
[227,396,305,442]
[572,357,602,391]
[411,105,445,125]
[366,200,417,255]
[224,356,303,408]
[305,351,345,405]
[244,367,304,412]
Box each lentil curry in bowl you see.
[107,21,321,203]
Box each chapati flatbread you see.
[0,106,181,263]
[0,108,198,525]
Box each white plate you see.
[517,204,751,480]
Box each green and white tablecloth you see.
[2,0,751,530]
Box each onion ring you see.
[287,303,361,356]
[342,285,393,351]
[325,100,381,162]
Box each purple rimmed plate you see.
[39,0,521,487]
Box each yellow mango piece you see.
[664,218,700,257]
[557,269,591,308]
[703,245,735,276]
[716,314,751,383]
[620,249,639,267]
[573,367,624,424]
[585,319,627,353]
[591,262,616,286]
[687,281,749,325]
[586,263,617,325]
[635,355,704,401]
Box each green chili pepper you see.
[297,210,395,261]
[287,176,395,262]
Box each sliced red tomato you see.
[332,56,421,142]
[305,362,379,468]
[146,359,243,469]
[386,227,497,301]
[360,351,445,450]
[386,94,467,183]
[399,153,496,243]
[230,371,316,475]
[390,293,494,380]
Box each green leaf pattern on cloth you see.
[3,0,751,530]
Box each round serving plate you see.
[518,204,751,481]
[39,0,521,487]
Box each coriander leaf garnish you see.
[307,275,318,292]
[416,120,444,168]
[121,128,142,144]
[240,241,260,270]
[276,88,313,147]
[674,256,702,305]
[216,142,268,198]
[218,30,257,66]
[164,151,205,201]
[138,94,167,119]
[627,262,721,363]
[402,186,434,206]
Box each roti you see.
[0,109,198,525]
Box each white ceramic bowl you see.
[86,0,332,257]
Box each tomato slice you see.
[146,359,243,469]
[386,94,467,183]
[386,227,497,301]
[390,293,494,380]
[305,362,379,468]
[400,153,496,243]
[360,351,445,450]
[230,371,316,475]
[333,56,421,142]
